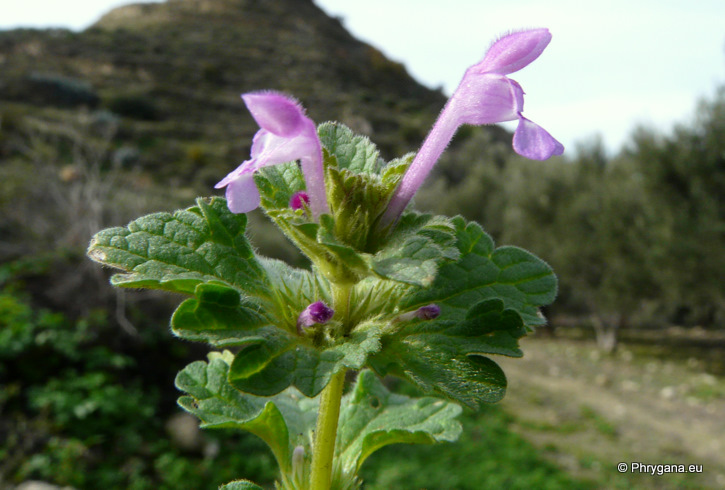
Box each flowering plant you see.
[88,28,560,489]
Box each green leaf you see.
[89,195,327,329]
[402,216,557,327]
[91,197,381,396]
[170,282,273,347]
[167,256,327,346]
[393,298,527,359]
[259,257,331,329]
[176,353,297,474]
[381,152,415,186]
[263,208,371,284]
[324,165,391,251]
[318,125,414,255]
[336,370,462,474]
[369,216,557,408]
[178,357,461,487]
[219,481,265,490]
[370,340,509,409]
[317,214,372,273]
[348,277,412,326]
[372,212,459,287]
[254,123,418,286]
[87,197,266,296]
[318,122,381,174]
[255,161,306,211]
[228,322,382,398]
[163,249,375,398]
[177,352,320,472]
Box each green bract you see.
[87,122,557,489]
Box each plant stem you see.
[310,369,346,489]
[332,282,352,334]
[309,282,352,489]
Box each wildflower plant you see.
[88,28,561,489]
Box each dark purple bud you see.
[416,304,440,320]
[395,304,440,323]
[297,301,334,334]
[290,191,310,211]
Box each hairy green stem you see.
[310,369,346,489]
[332,282,353,334]
[309,282,352,489]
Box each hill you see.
[0,0,510,190]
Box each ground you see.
[498,330,725,489]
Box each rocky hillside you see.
[1,0,512,190]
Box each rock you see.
[16,482,74,490]
[166,412,204,452]
[659,386,676,400]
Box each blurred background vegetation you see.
[1,0,723,488]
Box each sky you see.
[2,0,725,154]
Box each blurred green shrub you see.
[8,73,101,109]
[361,393,592,490]
[107,93,161,121]
[0,285,276,488]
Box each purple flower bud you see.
[292,445,305,467]
[380,28,563,228]
[297,301,334,334]
[215,91,329,218]
[289,191,310,211]
[395,304,441,323]
[416,304,441,320]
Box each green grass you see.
[359,403,594,490]
[579,405,618,439]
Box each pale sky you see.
[2,0,725,154]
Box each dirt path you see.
[496,337,725,489]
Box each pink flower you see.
[381,29,563,227]
[216,92,329,218]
